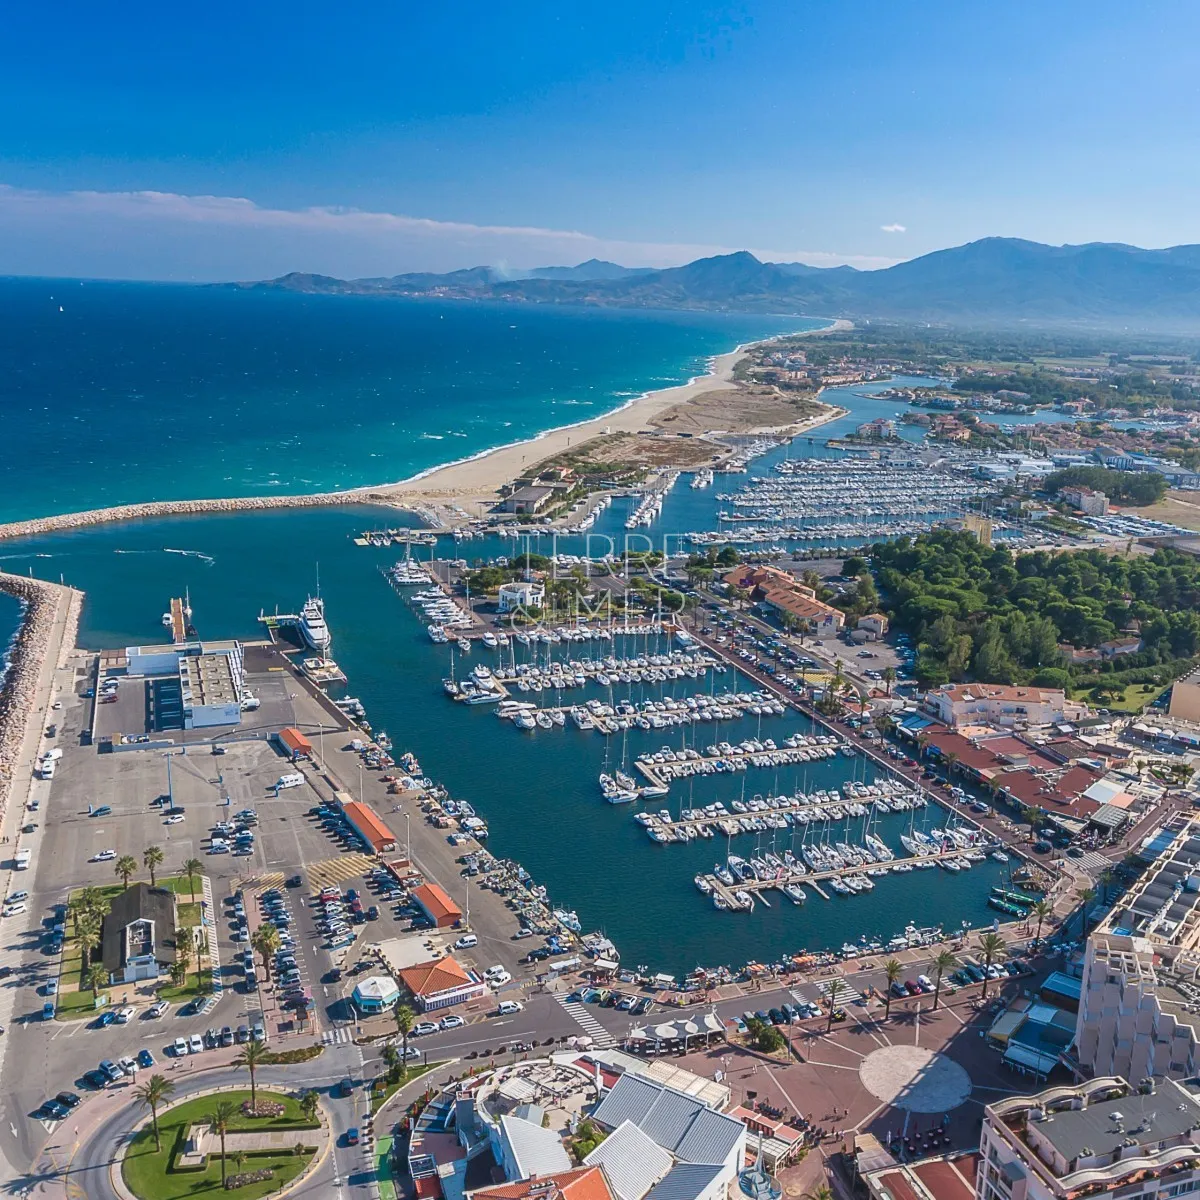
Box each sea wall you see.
[0,573,80,821]
[0,491,397,544]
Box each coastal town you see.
[4,326,1200,1200]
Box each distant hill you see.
[238,238,1200,328]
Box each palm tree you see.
[882,666,895,696]
[827,978,842,1032]
[943,752,959,782]
[115,855,138,890]
[882,959,902,1020]
[143,845,164,887]
[979,932,1006,1000]
[207,1100,237,1186]
[237,1039,267,1112]
[176,931,192,986]
[299,1090,319,1123]
[393,1002,416,1065]
[1031,898,1053,946]
[1099,868,1115,904]
[1076,886,1098,937]
[86,963,108,1003]
[916,731,931,759]
[805,1185,833,1200]
[78,884,104,914]
[75,912,102,971]
[931,949,957,1011]
[251,923,280,982]
[182,857,203,903]
[169,960,187,988]
[381,1043,401,1083]
[135,1073,175,1152]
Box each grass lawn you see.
[369,1061,439,1115]
[122,1089,317,1200]
[178,901,203,928]
[158,968,213,1003]
[1083,681,1169,713]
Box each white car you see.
[4,902,27,917]
[173,1037,189,1056]
[439,1014,465,1030]
[90,849,116,862]
[483,965,506,979]
[115,1006,136,1024]
[5,891,28,905]
[148,1000,170,1018]
[412,1022,439,1037]
[163,814,185,825]
[487,970,512,987]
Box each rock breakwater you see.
[0,573,80,820]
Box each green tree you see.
[115,855,137,890]
[182,857,203,903]
[931,949,958,1011]
[75,911,102,972]
[827,977,842,1032]
[755,1023,785,1053]
[1031,898,1053,945]
[393,1002,416,1064]
[299,1090,320,1122]
[168,960,187,988]
[237,1039,267,1111]
[134,1074,175,1152]
[251,923,280,983]
[882,666,896,696]
[207,1100,237,1186]
[381,1043,401,1083]
[85,962,108,1002]
[1076,886,1098,936]
[882,958,903,1021]
[979,933,1006,1000]
[142,845,164,887]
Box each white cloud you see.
[880,223,907,233]
[0,184,901,280]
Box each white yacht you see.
[298,595,332,652]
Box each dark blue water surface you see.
[0,279,819,523]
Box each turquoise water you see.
[0,279,816,523]
[0,591,20,687]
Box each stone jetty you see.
[0,489,417,544]
[0,573,81,820]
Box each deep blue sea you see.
[0,278,819,523]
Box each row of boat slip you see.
[362,531,439,549]
[626,471,680,530]
[686,519,953,547]
[499,690,788,734]
[633,740,839,785]
[558,492,612,534]
[504,623,667,648]
[492,652,720,689]
[720,437,784,471]
[690,468,714,490]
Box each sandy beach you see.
[0,318,852,543]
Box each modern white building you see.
[498,581,546,613]
[978,1076,1200,1200]
[924,684,1085,730]
[124,639,246,729]
[1075,819,1200,1082]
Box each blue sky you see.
[2,0,1197,280]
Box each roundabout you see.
[858,1045,973,1114]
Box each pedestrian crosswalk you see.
[555,995,616,1048]
[321,1025,355,1046]
[306,853,376,891]
[242,871,285,893]
[811,979,862,1004]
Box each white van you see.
[15,849,32,871]
[275,773,304,790]
[42,749,63,762]
[454,933,478,949]
[38,760,56,780]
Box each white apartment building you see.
[1075,820,1200,1082]
[978,1076,1200,1200]
[924,685,1086,730]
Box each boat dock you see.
[634,741,839,788]
[703,847,987,912]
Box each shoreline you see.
[0,318,852,544]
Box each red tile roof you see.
[472,1166,615,1200]
[399,955,475,997]
[413,882,463,923]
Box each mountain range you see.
[238,238,1200,328]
